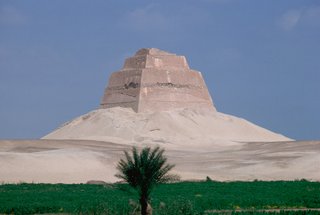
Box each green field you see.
[0,180,319,214]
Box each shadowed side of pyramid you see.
[100,48,216,112]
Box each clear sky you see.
[1,0,319,140]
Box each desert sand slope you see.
[42,107,291,144]
[0,139,319,183]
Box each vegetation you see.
[0,180,319,214]
[115,146,178,215]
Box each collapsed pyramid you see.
[101,48,215,112]
[43,48,291,143]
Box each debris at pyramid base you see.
[43,107,291,144]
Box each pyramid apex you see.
[123,48,189,70]
[135,48,174,56]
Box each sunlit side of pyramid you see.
[43,48,291,144]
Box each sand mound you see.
[43,107,291,145]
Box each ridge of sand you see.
[42,107,291,146]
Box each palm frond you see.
[115,146,178,197]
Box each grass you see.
[0,180,319,214]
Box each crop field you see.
[0,180,319,214]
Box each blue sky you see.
[0,0,319,140]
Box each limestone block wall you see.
[137,68,215,112]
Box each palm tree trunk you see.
[140,195,149,215]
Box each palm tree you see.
[116,146,178,215]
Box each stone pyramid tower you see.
[100,48,216,112]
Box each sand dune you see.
[0,139,319,183]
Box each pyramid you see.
[43,48,292,143]
[100,48,216,112]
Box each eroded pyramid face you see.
[100,48,216,112]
